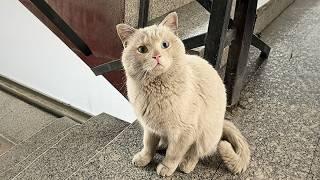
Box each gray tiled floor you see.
[214,0,320,179]
[0,135,14,156]
[309,141,320,179]
[0,90,56,143]
[0,117,77,175]
[0,90,56,144]
[69,122,223,180]
[12,113,128,180]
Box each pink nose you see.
[152,54,161,63]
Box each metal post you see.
[138,0,150,28]
[203,0,233,69]
[225,0,258,106]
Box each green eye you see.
[137,46,148,53]
[161,41,170,49]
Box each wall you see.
[0,0,136,123]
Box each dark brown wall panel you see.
[19,0,127,95]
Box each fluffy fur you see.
[116,12,250,177]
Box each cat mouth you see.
[154,63,163,68]
[151,63,165,72]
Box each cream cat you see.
[116,12,250,177]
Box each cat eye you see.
[137,46,148,53]
[161,41,170,49]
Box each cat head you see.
[116,12,185,79]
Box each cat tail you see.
[217,120,250,174]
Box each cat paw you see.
[156,163,175,177]
[132,151,152,167]
[179,159,197,174]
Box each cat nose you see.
[152,54,161,63]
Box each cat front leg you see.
[179,143,199,173]
[156,133,194,176]
[133,128,160,167]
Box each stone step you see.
[0,117,78,175]
[125,0,193,27]
[0,90,57,144]
[68,121,223,179]
[0,135,14,156]
[149,1,209,41]
[255,0,295,33]
[5,113,129,180]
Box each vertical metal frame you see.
[203,0,233,68]
[224,0,259,106]
[138,0,150,28]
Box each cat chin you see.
[148,70,165,77]
[144,70,165,78]
[150,64,169,75]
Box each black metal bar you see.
[182,30,236,51]
[204,0,233,68]
[186,49,201,55]
[182,33,206,50]
[138,0,150,28]
[91,59,123,76]
[224,0,258,106]
[196,0,212,12]
[251,34,271,59]
[30,0,92,56]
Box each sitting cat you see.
[116,12,250,177]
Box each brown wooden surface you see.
[19,0,127,95]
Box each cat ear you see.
[116,24,136,47]
[160,12,178,32]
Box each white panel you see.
[0,0,136,123]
